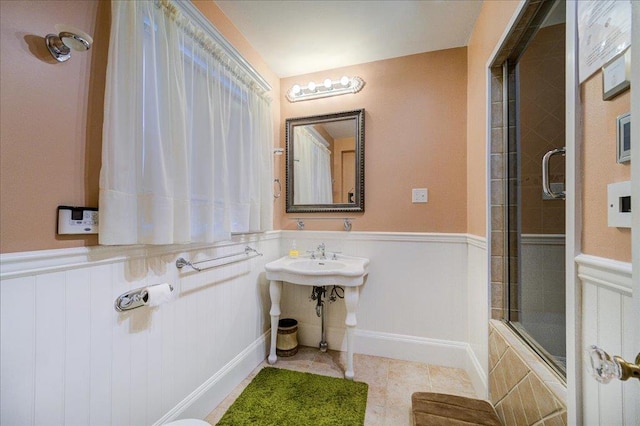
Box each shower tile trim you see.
[489,320,567,426]
[490,320,566,404]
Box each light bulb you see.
[324,78,333,89]
[308,81,316,92]
[340,76,350,87]
[292,84,301,95]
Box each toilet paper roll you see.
[145,283,174,307]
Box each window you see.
[100,0,272,245]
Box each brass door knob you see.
[589,345,640,383]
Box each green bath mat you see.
[216,367,368,426]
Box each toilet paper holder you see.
[114,283,174,312]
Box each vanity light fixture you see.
[45,24,93,63]
[286,76,365,102]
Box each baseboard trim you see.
[355,328,485,397]
[153,331,269,424]
[465,344,488,399]
[295,323,486,398]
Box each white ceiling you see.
[214,0,484,78]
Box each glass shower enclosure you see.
[506,0,567,377]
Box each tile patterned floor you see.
[205,346,478,425]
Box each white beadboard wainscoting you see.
[1,233,281,426]
[577,254,638,426]
[467,235,489,397]
[278,231,488,396]
[1,231,488,424]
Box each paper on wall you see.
[578,0,631,83]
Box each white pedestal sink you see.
[265,254,369,379]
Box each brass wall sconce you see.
[45,24,93,63]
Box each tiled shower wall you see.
[488,2,569,424]
[489,321,566,425]
[489,64,510,321]
[489,0,558,323]
[519,237,566,358]
[519,23,566,236]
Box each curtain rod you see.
[175,1,272,92]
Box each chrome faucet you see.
[317,243,326,259]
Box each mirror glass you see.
[286,109,364,213]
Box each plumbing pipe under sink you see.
[311,286,329,352]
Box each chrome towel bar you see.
[176,246,263,272]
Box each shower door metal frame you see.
[487,0,585,384]
[503,54,567,380]
[487,0,582,418]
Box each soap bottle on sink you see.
[288,240,298,258]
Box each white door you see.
[568,2,639,424]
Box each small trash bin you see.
[276,318,298,357]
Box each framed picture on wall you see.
[617,112,630,163]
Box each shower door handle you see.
[542,147,566,199]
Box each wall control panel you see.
[57,206,99,235]
[607,181,631,228]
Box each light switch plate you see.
[412,188,428,203]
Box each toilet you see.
[165,419,210,426]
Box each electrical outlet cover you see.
[412,188,428,203]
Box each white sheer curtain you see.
[100,0,273,245]
[293,127,333,204]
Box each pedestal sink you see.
[265,254,369,379]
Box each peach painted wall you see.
[0,0,280,253]
[581,72,631,262]
[466,0,521,238]
[0,0,107,254]
[279,48,468,233]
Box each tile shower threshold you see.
[508,320,567,379]
[490,319,567,406]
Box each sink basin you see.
[266,253,370,378]
[265,254,369,287]
[287,259,347,271]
